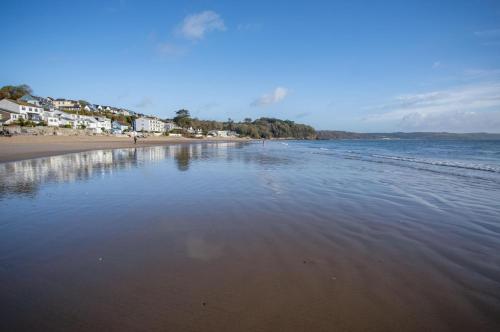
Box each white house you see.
[134,117,165,132]
[57,113,77,128]
[207,130,239,137]
[0,99,44,122]
[42,111,60,127]
[53,99,79,109]
[112,120,130,134]
[83,104,97,112]
[84,117,100,132]
[208,130,228,137]
[0,109,27,124]
[95,116,111,131]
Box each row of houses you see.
[0,98,117,133]
[1,93,239,137]
[0,94,140,134]
[37,96,136,116]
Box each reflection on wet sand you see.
[0,143,245,197]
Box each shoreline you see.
[0,135,251,163]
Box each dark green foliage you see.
[14,118,36,127]
[233,118,315,139]
[174,109,192,128]
[186,117,315,139]
[0,84,33,100]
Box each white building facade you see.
[0,99,44,122]
[134,117,165,132]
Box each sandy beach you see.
[0,135,249,163]
[1,140,499,331]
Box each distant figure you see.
[134,136,137,144]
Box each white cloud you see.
[432,61,441,69]
[398,110,500,132]
[177,10,226,40]
[363,82,500,132]
[251,87,288,107]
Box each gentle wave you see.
[371,154,500,173]
[312,146,500,174]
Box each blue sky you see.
[2,0,500,132]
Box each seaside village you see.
[0,94,237,138]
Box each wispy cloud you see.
[432,61,441,69]
[474,29,500,38]
[177,10,226,40]
[363,82,500,132]
[154,10,225,57]
[251,87,289,107]
[397,110,500,132]
[474,28,500,46]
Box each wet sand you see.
[0,141,499,331]
[0,135,249,163]
[1,211,498,332]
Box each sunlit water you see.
[1,140,499,331]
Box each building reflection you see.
[0,142,247,198]
[0,149,137,198]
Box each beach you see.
[1,140,499,331]
[0,135,249,163]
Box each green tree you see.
[174,109,192,128]
[227,117,234,130]
[0,84,33,100]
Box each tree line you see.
[172,110,316,139]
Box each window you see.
[22,106,26,110]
